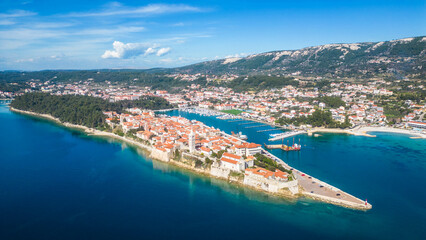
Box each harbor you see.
[166,109,372,210]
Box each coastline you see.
[307,126,426,139]
[355,126,426,139]
[8,108,301,201]
[202,107,424,139]
[10,107,372,210]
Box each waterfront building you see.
[220,152,246,171]
[235,142,262,156]
[407,121,426,129]
[244,167,298,194]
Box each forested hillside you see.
[10,93,172,128]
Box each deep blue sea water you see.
[1,105,425,240]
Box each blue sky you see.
[0,0,425,70]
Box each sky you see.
[0,0,425,71]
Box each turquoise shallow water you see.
[1,105,425,239]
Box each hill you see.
[174,36,426,79]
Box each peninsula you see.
[10,93,372,210]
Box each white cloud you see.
[172,22,185,27]
[15,58,35,63]
[102,41,170,59]
[32,22,75,29]
[50,54,65,60]
[144,47,156,55]
[77,26,145,35]
[0,10,36,18]
[0,20,15,25]
[67,4,204,18]
[156,47,171,56]
[159,58,173,63]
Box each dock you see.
[268,131,306,141]
[245,125,268,129]
[257,128,280,132]
[227,119,245,123]
[238,122,255,125]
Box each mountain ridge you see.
[173,36,426,79]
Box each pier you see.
[268,131,306,141]
[244,124,268,129]
[257,128,281,132]
[227,119,245,123]
[238,122,255,125]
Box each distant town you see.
[2,72,425,131]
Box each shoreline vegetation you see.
[10,106,374,210]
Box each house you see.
[200,146,212,156]
[220,152,245,171]
[136,131,153,140]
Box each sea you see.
[0,105,425,240]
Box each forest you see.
[276,109,351,128]
[10,93,172,128]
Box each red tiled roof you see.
[223,152,242,160]
[220,157,238,165]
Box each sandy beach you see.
[353,126,426,139]
[307,126,426,139]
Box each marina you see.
[268,131,306,141]
[167,109,372,210]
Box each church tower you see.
[189,128,195,153]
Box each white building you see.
[220,153,245,171]
[235,143,262,156]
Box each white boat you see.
[269,133,284,138]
